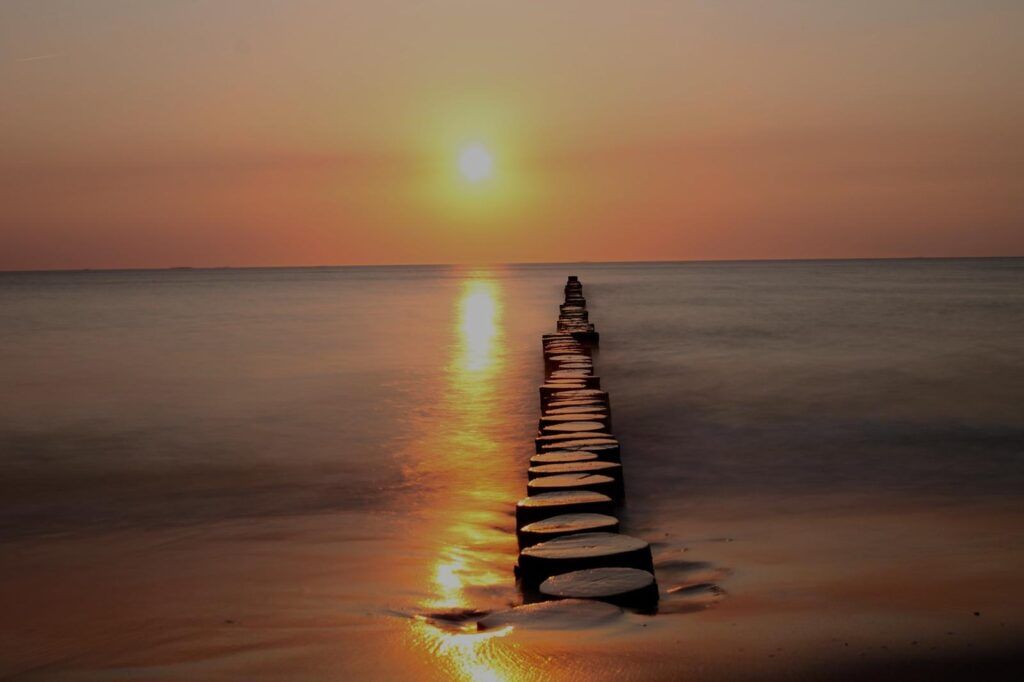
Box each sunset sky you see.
[2,0,1022,270]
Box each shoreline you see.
[3,495,1022,680]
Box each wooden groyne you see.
[514,276,659,610]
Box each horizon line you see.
[1,253,1021,275]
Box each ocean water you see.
[2,259,1023,680]
[3,259,1022,534]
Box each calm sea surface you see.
[1,259,1023,679]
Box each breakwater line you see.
[514,276,659,610]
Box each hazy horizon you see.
[2,253,1023,275]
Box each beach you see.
[2,259,1023,680]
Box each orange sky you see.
[2,1,1022,270]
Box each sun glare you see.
[417,106,533,219]
[457,144,493,183]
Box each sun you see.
[457,143,493,183]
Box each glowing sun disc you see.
[458,144,493,183]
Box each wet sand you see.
[2,494,1022,680]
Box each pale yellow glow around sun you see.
[457,144,493,183]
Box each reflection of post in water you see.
[411,273,519,681]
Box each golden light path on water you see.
[408,273,523,681]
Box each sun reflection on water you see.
[412,619,516,682]
[408,272,523,681]
[459,280,500,374]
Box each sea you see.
[1,259,1022,680]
